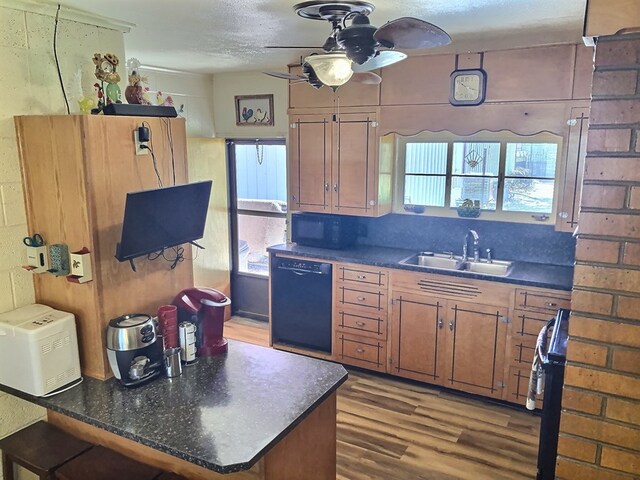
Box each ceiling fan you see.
[264,1,451,89]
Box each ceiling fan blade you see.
[373,17,451,49]
[352,71,382,85]
[265,46,324,49]
[263,71,307,81]
[351,50,407,72]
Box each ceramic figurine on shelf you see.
[92,52,122,106]
[124,57,150,105]
[91,82,104,114]
[78,96,97,114]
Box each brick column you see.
[557,35,640,479]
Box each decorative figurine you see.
[124,57,150,105]
[92,52,122,110]
[77,96,97,114]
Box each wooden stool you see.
[55,445,163,480]
[0,421,92,480]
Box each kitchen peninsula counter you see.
[0,340,348,479]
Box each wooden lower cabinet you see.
[443,301,508,399]
[335,332,387,372]
[389,292,446,385]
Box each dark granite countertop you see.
[268,243,574,291]
[0,340,348,474]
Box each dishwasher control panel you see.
[274,258,332,275]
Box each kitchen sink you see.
[399,252,513,277]
[459,259,513,276]
[399,252,464,270]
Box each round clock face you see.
[454,74,480,101]
[450,69,486,106]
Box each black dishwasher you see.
[271,257,332,353]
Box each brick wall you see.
[557,34,640,479]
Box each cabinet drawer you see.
[335,332,387,372]
[335,309,387,340]
[508,336,537,366]
[336,284,387,312]
[505,365,543,409]
[515,289,571,313]
[336,263,387,288]
[511,309,556,339]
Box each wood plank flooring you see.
[224,317,540,479]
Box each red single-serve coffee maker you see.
[172,287,231,356]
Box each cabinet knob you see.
[357,296,366,302]
[545,302,558,308]
[449,321,455,331]
[438,319,443,329]
[324,183,329,192]
[334,184,338,192]
[357,275,367,279]
[558,211,569,219]
[356,347,365,354]
[355,321,366,327]
[291,194,296,200]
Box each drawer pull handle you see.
[357,275,367,279]
[357,296,366,301]
[438,319,443,329]
[449,321,455,331]
[545,302,558,308]
[356,321,366,327]
[356,348,365,353]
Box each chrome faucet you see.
[463,230,480,262]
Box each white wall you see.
[138,66,215,138]
[0,4,125,478]
[212,70,288,138]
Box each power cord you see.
[53,4,70,114]
[146,246,185,269]
[140,145,163,187]
[162,118,176,185]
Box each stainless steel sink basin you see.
[399,252,464,270]
[399,252,513,277]
[459,260,513,276]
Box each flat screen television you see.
[115,181,212,264]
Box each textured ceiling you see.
[57,0,587,73]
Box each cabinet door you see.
[443,301,508,399]
[289,114,332,213]
[390,292,446,385]
[332,112,377,216]
[556,106,589,232]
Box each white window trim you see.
[391,131,564,224]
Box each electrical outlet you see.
[133,129,149,155]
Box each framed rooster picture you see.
[235,94,274,126]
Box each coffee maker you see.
[173,288,231,356]
[106,314,163,387]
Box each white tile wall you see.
[0,6,125,478]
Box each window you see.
[401,132,561,218]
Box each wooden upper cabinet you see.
[380,54,454,105]
[288,111,390,217]
[584,0,640,37]
[443,301,508,399]
[332,112,378,215]
[289,113,332,213]
[556,106,590,233]
[390,291,446,385]
[288,66,380,109]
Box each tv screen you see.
[115,181,212,262]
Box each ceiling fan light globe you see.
[304,53,353,87]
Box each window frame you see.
[394,131,563,223]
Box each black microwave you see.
[291,213,357,249]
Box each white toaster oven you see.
[0,304,81,396]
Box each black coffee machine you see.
[106,314,163,387]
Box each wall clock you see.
[449,68,487,106]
